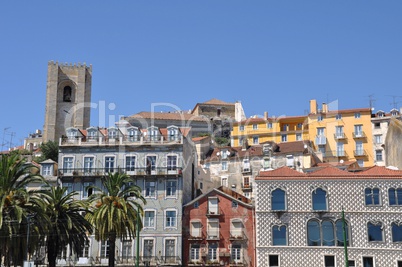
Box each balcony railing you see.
[354,149,367,157]
[334,133,346,140]
[58,167,183,177]
[188,232,205,240]
[206,208,223,217]
[241,167,251,173]
[353,131,366,138]
[322,151,348,158]
[60,134,183,146]
[229,259,248,266]
[241,183,252,190]
[315,135,327,145]
[206,232,221,241]
[229,231,247,241]
[160,256,181,264]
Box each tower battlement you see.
[48,60,92,71]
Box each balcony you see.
[188,233,205,240]
[206,233,221,241]
[206,208,223,217]
[229,260,247,266]
[334,133,346,140]
[336,150,347,157]
[58,167,183,177]
[60,134,183,147]
[241,167,251,174]
[138,256,159,266]
[241,183,252,191]
[229,231,247,241]
[160,256,181,265]
[354,149,367,157]
[315,135,326,145]
[353,131,366,139]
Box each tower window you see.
[63,86,72,102]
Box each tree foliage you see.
[36,141,59,162]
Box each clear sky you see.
[1,1,401,149]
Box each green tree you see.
[85,173,145,267]
[36,141,59,162]
[0,154,46,267]
[37,187,93,267]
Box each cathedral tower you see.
[43,61,92,141]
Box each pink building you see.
[183,187,255,267]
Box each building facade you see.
[183,187,255,267]
[255,166,402,267]
[57,121,193,266]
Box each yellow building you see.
[307,99,374,167]
[231,112,308,146]
[231,99,375,167]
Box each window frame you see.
[364,187,381,206]
[143,209,156,229]
[312,187,328,211]
[62,156,74,174]
[367,221,384,242]
[391,221,402,242]
[164,209,177,229]
[125,155,136,173]
[271,188,286,211]
[389,188,402,206]
[144,181,157,199]
[272,224,288,246]
[166,179,177,198]
[268,255,279,267]
[104,155,116,173]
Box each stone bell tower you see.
[43,61,92,141]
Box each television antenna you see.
[387,95,402,109]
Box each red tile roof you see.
[201,98,234,105]
[192,136,210,142]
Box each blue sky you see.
[1,1,401,149]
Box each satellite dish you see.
[339,159,344,164]
[226,151,230,155]
[217,152,220,156]
[304,144,308,149]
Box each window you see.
[297,123,302,129]
[207,219,219,239]
[282,124,288,131]
[355,141,364,156]
[230,220,243,238]
[375,135,382,144]
[307,219,349,246]
[348,260,356,267]
[108,129,117,139]
[365,188,380,206]
[84,157,94,173]
[190,244,200,261]
[146,156,156,174]
[318,115,323,121]
[296,133,302,141]
[242,158,250,172]
[194,201,199,208]
[127,127,139,141]
[63,86,72,102]
[267,122,273,129]
[167,126,179,141]
[208,243,218,261]
[100,241,109,258]
[374,122,381,128]
[208,197,219,214]
[231,244,241,262]
[42,165,51,176]
[144,210,155,228]
[147,127,159,141]
[324,255,335,267]
[354,124,363,137]
[317,127,325,136]
[268,255,279,267]
[335,126,344,138]
[318,145,326,155]
[221,149,228,159]
[253,124,258,130]
[83,182,93,198]
[281,134,287,142]
[354,112,361,118]
[232,200,238,208]
[357,159,364,167]
[62,183,73,195]
[145,181,156,198]
[122,239,132,258]
[143,239,154,257]
[221,161,228,171]
[239,125,244,131]
[375,150,383,161]
[336,114,342,120]
[167,155,177,171]
[253,136,259,144]
[191,221,202,237]
[63,157,74,173]
[362,257,374,267]
[243,176,250,188]
[271,188,286,211]
[312,188,328,211]
[368,221,383,242]
[125,156,136,172]
[392,222,402,242]
[165,210,177,228]
[105,156,115,173]
[337,142,344,157]
[166,180,177,197]
[389,188,402,205]
[272,225,287,245]
[165,239,175,260]
[78,240,90,257]
[398,261,402,267]
[239,137,244,145]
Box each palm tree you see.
[0,154,46,267]
[36,187,93,267]
[85,172,146,267]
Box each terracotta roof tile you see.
[192,136,210,142]
[256,167,306,179]
[202,98,234,105]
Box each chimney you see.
[264,111,268,120]
[322,103,328,113]
[310,99,317,114]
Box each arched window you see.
[312,188,327,211]
[391,222,402,242]
[63,86,72,102]
[271,188,286,211]
[389,188,402,206]
[367,221,383,242]
[365,188,380,206]
[272,225,287,246]
[307,219,349,247]
[307,220,321,246]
